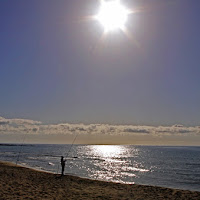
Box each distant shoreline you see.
[1,161,200,200]
[1,143,200,146]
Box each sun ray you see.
[121,26,141,49]
[72,0,179,54]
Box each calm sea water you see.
[0,144,199,192]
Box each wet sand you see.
[0,161,200,200]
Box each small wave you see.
[175,172,198,176]
[1,152,17,155]
[34,166,43,170]
[48,162,55,166]
[19,162,27,166]
[86,157,106,162]
[121,172,136,177]
[185,163,200,166]
[105,158,126,163]
[124,166,149,172]
[28,156,40,160]
[111,180,135,184]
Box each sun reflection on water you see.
[91,145,125,158]
[83,145,149,184]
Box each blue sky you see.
[1,0,200,126]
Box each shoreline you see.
[1,161,200,199]
[2,160,197,192]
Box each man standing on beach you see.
[61,156,66,176]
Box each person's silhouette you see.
[61,156,66,176]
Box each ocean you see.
[0,144,199,192]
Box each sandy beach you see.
[0,161,200,200]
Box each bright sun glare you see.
[95,0,129,32]
[92,145,124,158]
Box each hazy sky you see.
[1,0,200,131]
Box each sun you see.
[95,0,129,32]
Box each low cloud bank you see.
[0,116,200,136]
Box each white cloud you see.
[0,117,41,134]
[0,116,200,136]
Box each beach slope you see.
[0,161,200,200]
